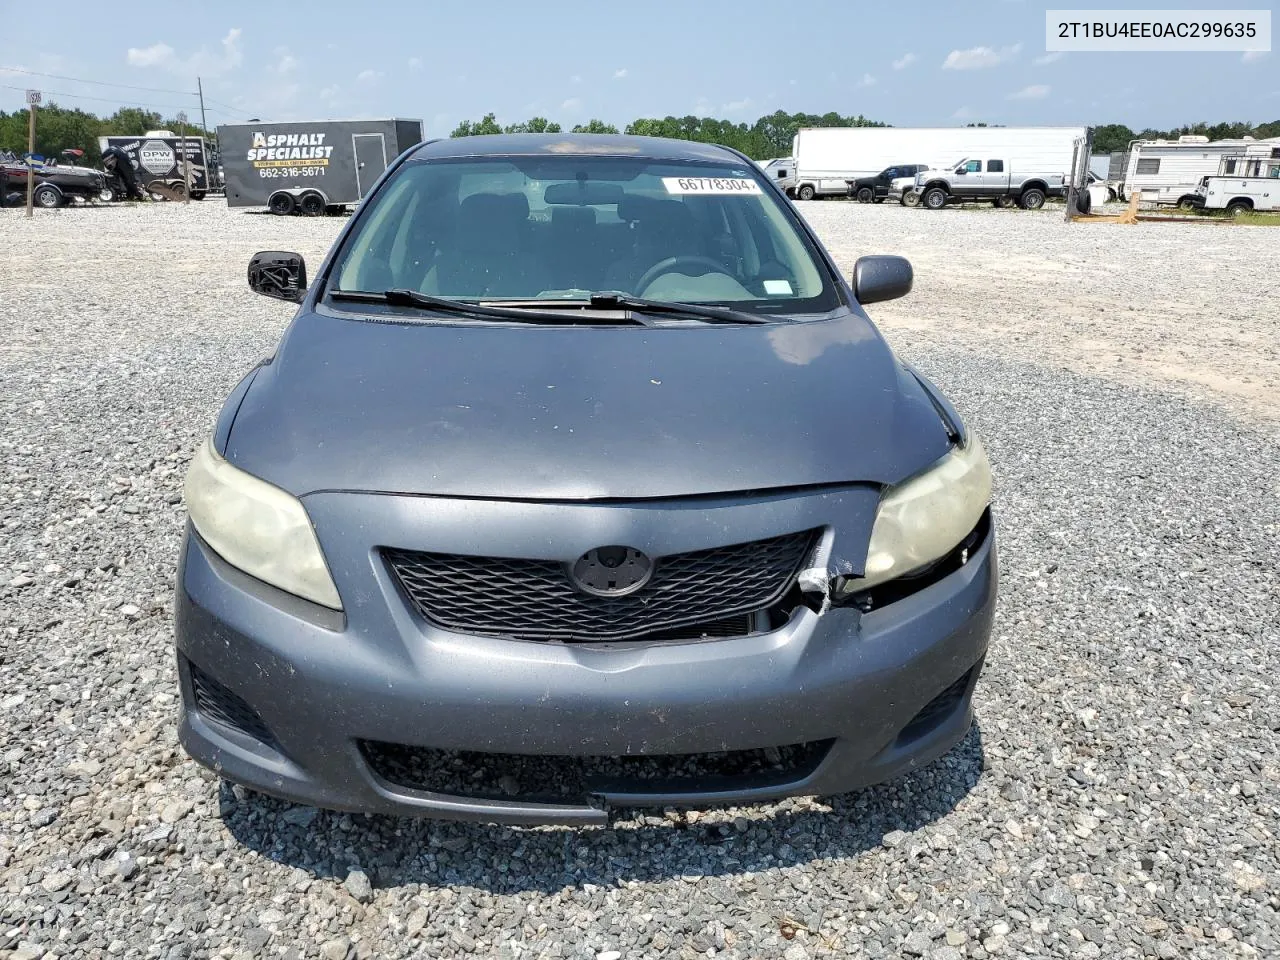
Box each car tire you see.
[170,181,188,201]
[33,184,63,208]
[1177,196,1198,211]
[901,191,920,207]
[1226,201,1252,217]
[299,191,325,216]
[1018,188,1045,210]
[922,187,948,210]
[191,190,207,201]
[268,192,297,216]
[98,186,115,203]
[856,186,874,203]
[797,184,816,201]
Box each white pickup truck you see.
[914,159,1066,210]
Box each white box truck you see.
[1121,135,1280,208]
[790,126,1087,200]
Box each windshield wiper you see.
[583,292,769,325]
[330,289,646,325]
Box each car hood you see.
[224,308,952,500]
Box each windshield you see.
[331,156,837,313]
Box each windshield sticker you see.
[661,177,762,195]
[763,279,793,296]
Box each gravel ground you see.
[1,201,1278,960]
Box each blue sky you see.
[1,0,1275,135]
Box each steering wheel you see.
[635,255,735,295]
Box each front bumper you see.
[175,494,997,825]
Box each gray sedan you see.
[175,133,997,824]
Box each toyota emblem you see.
[569,546,654,597]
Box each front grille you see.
[384,530,817,643]
[188,661,276,747]
[361,739,833,804]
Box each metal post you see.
[25,89,40,218]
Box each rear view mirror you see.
[852,255,913,305]
[543,181,625,205]
[248,251,307,303]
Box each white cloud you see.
[857,73,877,88]
[126,42,175,68]
[1242,50,1268,63]
[356,69,383,84]
[319,85,340,103]
[407,56,423,72]
[952,106,974,120]
[273,47,298,75]
[1007,83,1050,100]
[1034,51,1064,65]
[942,43,1021,70]
[560,97,583,112]
[892,53,917,70]
[722,97,753,114]
[126,28,243,78]
[613,68,628,79]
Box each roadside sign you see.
[26,89,41,106]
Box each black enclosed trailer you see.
[97,133,214,199]
[216,118,424,215]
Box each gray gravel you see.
[1,202,1278,960]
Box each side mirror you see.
[248,251,307,303]
[852,255,913,305]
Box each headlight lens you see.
[855,434,992,592]
[184,439,343,610]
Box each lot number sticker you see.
[662,177,762,195]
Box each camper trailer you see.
[1122,135,1280,208]
[789,126,1086,200]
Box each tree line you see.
[0,106,202,161]
[4,102,1278,165]
[451,110,887,159]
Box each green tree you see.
[1091,123,1136,153]
[504,117,562,134]
[571,119,619,134]
[450,113,504,137]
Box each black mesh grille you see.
[361,739,833,804]
[189,662,276,747]
[384,530,818,643]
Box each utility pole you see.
[25,89,40,218]
[177,111,191,204]
[197,77,210,141]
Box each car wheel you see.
[856,186,874,204]
[1107,187,1118,202]
[170,181,188,201]
[299,191,325,216]
[98,186,115,203]
[1226,201,1252,217]
[1018,188,1046,210]
[33,184,62,208]
[797,184,816,201]
[190,190,207,201]
[922,187,948,210]
[268,192,297,215]
[1177,196,1198,211]
[902,191,920,207]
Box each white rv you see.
[789,126,1087,200]
[1122,136,1280,208]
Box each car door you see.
[982,159,1006,196]
[878,167,898,196]
[957,159,982,194]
